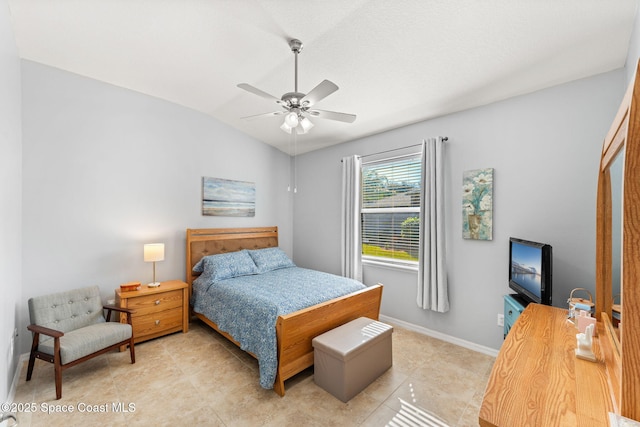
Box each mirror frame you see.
[595,64,640,419]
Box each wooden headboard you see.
[185,227,279,288]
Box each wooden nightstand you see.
[115,280,189,346]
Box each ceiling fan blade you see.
[240,111,286,121]
[307,109,356,123]
[301,80,339,107]
[237,83,285,105]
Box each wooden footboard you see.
[273,283,383,396]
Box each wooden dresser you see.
[116,280,189,345]
[479,303,613,427]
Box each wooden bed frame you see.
[186,227,383,396]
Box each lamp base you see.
[147,282,161,288]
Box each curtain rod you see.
[341,137,448,162]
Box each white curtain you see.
[417,137,449,312]
[341,155,363,281]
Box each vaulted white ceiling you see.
[8,1,638,154]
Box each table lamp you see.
[144,243,164,287]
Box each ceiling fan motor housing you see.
[281,92,307,109]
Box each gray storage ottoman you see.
[312,317,393,402]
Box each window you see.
[361,152,422,267]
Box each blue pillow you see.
[193,250,259,282]
[248,247,295,273]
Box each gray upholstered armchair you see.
[26,285,136,399]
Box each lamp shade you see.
[144,243,165,262]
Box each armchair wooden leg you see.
[126,312,135,364]
[129,338,135,364]
[54,363,62,400]
[54,338,62,400]
[26,333,39,381]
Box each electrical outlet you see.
[497,313,504,327]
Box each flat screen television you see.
[509,237,552,305]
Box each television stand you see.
[508,293,530,307]
[503,294,529,338]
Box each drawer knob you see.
[508,310,513,316]
[155,320,160,325]
[155,300,160,305]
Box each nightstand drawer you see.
[133,306,183,338]
[126,289,183,317]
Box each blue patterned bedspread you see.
[191,267,366,389]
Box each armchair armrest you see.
[103,304,135,315]
[103,304,135,324]
[27,324,64,338]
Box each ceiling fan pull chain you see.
[293,129,298,193]
[294,48,298,93]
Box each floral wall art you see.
[462,168,493,240]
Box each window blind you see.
[361,153,422,264]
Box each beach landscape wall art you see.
[462,168,493,240]
[202,177,255,217]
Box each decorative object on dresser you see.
[115,280,189,347]
[575,323,597,362]
[143,243,164,287]
[567,287,594,324]
[576,309,597,335]
[186,227,383,397]
[26,286,136,399]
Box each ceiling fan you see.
[237,39,356,134]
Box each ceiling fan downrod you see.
[289,39,303,93]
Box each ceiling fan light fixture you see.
[280,122,293,134]
[299,116,314,133]
[284,111,299,128]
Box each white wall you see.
[19,61,293,353]
[626,2,640,85]
[293,70,625,351]
[0,0,22,402]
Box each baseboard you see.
[7,353,29,403]
[379,314,500,358]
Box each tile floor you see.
[11,320,494,427]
